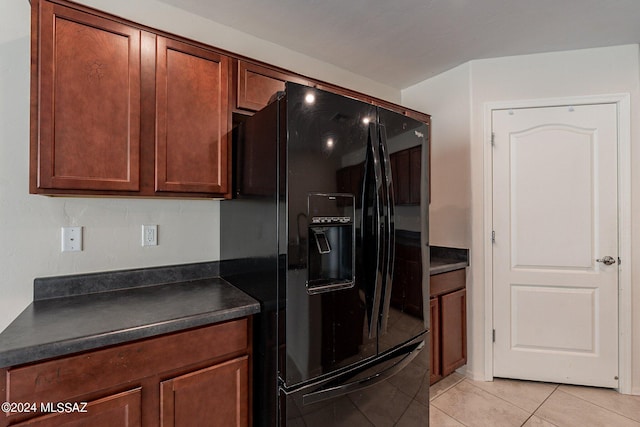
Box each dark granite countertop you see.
[0,266,260,369]
[430,245,469,275]
[395,231,470,275]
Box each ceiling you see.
[156,0,640,89]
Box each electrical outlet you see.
[142,225,158,246]
[61,227,83,252]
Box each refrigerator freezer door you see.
[280,333,430,426]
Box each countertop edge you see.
[430,261,469,276]
[0,302,259,368]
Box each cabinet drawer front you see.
[10,388,141,426]
[36,2,141,191]
[7,319,248,405]
[430,269,465,297]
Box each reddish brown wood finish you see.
[155,37,230,194]
[30,0,429,200]
[11,389,142,427]
[430,269,466,385]
[389,146,421,205]
[161,356,248,427]
[394,150,411,204]
[237,61,309,111]
[2,319,251,426]
[430,269,466,298]
[392,243,423,318]
[34,1,141,191]
[429,297,442,384]
[441,288,467,376]
[409,146,422,203]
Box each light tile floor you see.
[430,373,640,427]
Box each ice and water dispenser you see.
[306,193,355,294]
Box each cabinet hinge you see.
[491,230,496,244]
[490,132,495,146]
[492,329,496,343]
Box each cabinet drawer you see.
[430,269,465,297]
[6,319,248,405]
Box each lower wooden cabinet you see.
[11,389,142,427]
[430,269,467,384]
[0,319,251,427]
[429,297,441,385]
[160,356,248,427]
[441,288,467,377]
[392,243,423,318]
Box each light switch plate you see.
[61,226,82,252]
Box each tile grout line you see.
[429,379,473,426]
[462,378,548,416]
[527,384,561,427]
[551,387,640,424]
[429,375,466,403]
[432,378,531,427]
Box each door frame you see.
[482,94,632,394]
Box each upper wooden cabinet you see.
[30,0,428,200]
[30,0,231,198]
[236,60,309,112]
[33,1,141,192]
[155,37,230,194]
[391,145,421,205]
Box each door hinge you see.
[492,329,496,343]
[490,132,495,146]
[491,230,495,244]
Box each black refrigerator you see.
[221,82,430,426]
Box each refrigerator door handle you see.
[301,340,425,406]
[378,123,395,334]
[364,123,385,339]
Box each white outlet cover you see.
[61,226,83,252]
[142,224,158,246]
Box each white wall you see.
[0,0,400,334]
[402,44,640,393]
[402,63,472,247]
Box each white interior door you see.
[492,103,619,387]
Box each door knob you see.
[596,256,616,266]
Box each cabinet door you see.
[409,146,422,204]
[393,150,411,204]
[34,2,141,191]
[403,258,423,318]
[429,297,441,385]
[441,288,467,376]
[13,388,141,427]
[237,61,308,111]
[161,355,249,427]
[155,37,230,194]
